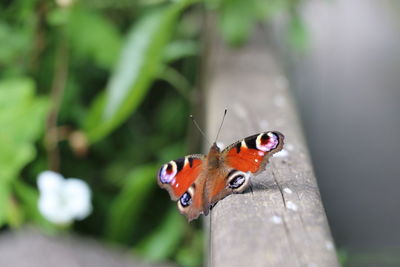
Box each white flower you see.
[37,171,92,224]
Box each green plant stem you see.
[29,0,47,73]
[45,35,69,171]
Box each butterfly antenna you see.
[214,109,227,143]
[190,115,211,146]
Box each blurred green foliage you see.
[0,0,301,265]
[0,78,48,227]
[339,247,400,267]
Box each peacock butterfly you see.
[157,128,284,221]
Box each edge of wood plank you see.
[203,18,340,267]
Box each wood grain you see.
[203,22,339,267]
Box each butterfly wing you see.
[206,131,285,206]
[157,154,207,221]
[175,176,208,221]
[157,154,205,201]
[157,131,285,221]
[223,131,284,174]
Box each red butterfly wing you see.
[157,155,205,201]
[223,131,284,174]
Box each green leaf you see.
[0,78,48,182]
[175,230,203,267]
[135,206,186,261]
[83,91,106,134]
[289,14,309,50]
[47,7,71,26]
[66,7,122,69]
[164,40,199,62]
[0,22,32,67]
[218,0,258,46]
[85,1,192,143]
[337,248,349,266]
[204,0,224,9]
[0,138,34,183]
[13,180,57,233]
[0,77,48,227]
[0,182,10,227]
[6,195,24,228]
[105,164,158,242]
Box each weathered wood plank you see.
[203,22,339,267]
[0,229,174,267]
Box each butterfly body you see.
[158,131,284,221]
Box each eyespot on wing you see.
[157,156,204,200]
[223,131,284,174]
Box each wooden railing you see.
[203,20,339,267]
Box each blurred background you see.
[277,0,400,265]
[0,0,399,266]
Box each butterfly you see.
[157,130,285,221]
